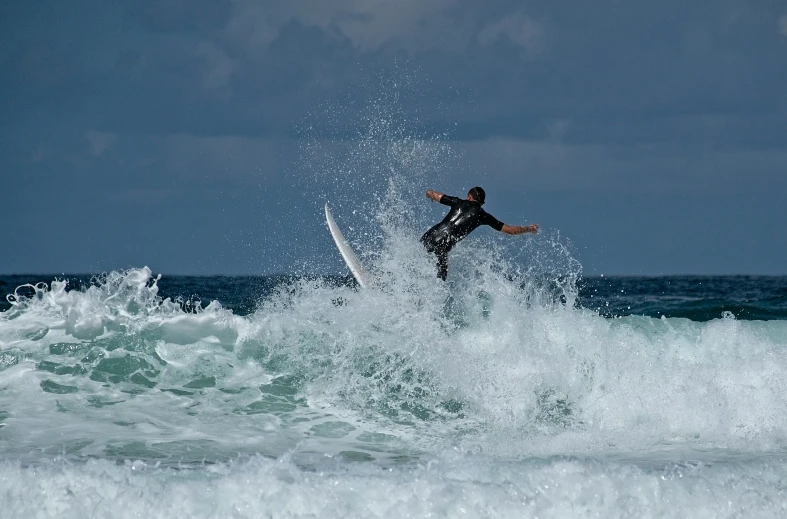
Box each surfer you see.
[421,187,538,280]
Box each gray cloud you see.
[1,0,786,275]
[478,11,546,59]
[5,0,785,144]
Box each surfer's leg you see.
[436,251,448,281]
[422,236,448,281]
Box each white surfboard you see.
[325,204,373,288]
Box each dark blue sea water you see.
[579,275,787,321]
[4,274,785,320]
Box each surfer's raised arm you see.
[500,224,538,235]
[425,189,444,202]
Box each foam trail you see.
[3,453,787,518]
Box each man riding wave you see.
[421,187,538,280]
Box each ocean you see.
[2,259,786,517]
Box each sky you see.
[1,0,786,276]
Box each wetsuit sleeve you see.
[483,212,505,232]
[439,195,461,206]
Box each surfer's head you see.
[468,187,486,205]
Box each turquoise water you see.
[2,262,787,517]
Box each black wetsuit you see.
[421,195,504,280]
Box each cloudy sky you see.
[2,0,786,275]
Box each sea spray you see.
[4,65,787,517]
[3,263,787,517]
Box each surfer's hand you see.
[516,224,538,235]
[501,224,537,235]
[426,190,444,202]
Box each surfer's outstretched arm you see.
[426,190,444,202]
[500,224,539,235]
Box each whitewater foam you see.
[3,256,787,518]
[3,259,787,463]
[3,452,787,519]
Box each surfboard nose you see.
[325,204,373,289]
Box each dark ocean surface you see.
[3,274,785,320]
